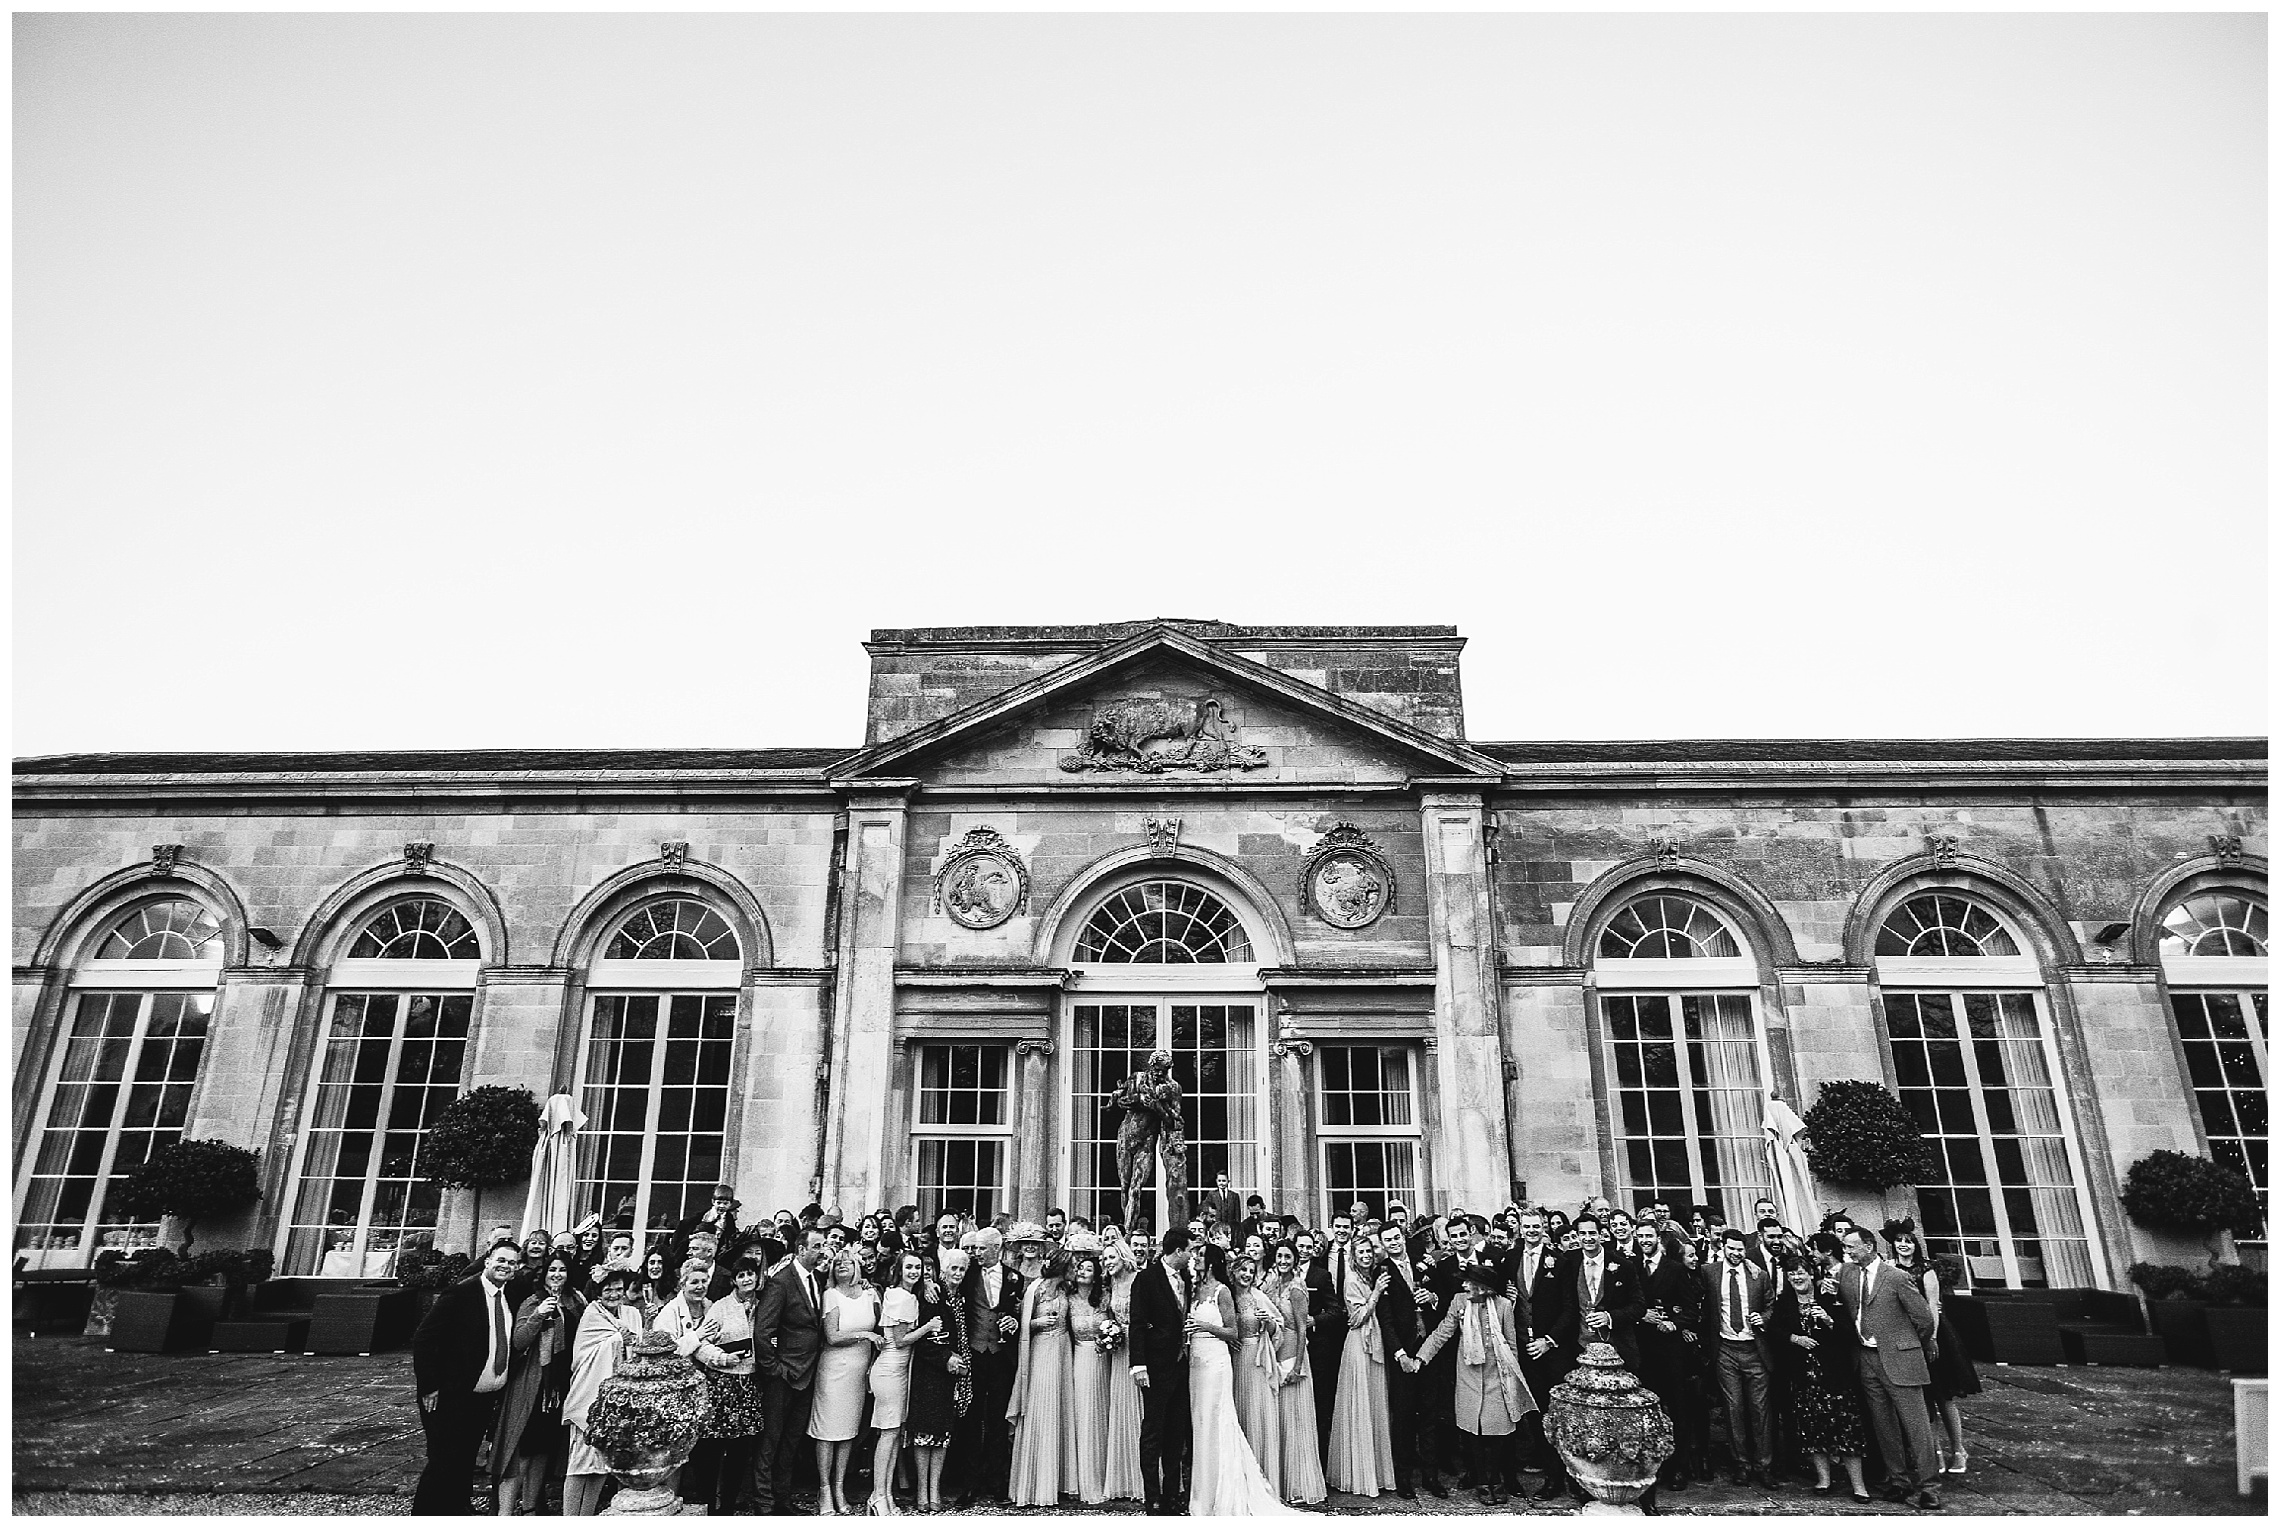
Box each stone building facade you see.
[11,620,2268,1288]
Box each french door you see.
[1066,996,1260,1231]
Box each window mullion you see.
[352,996,412,1260]
[1667,993,1712,1210]
[1950,992,2022,1286]
[81,994,154,1245]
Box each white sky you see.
[13,12,2266,756]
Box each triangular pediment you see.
[829,626,1499,786]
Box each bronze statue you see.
[1110,1048,1188,1232]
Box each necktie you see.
[488,1286,510,1381]
[1858,1262,1875,1341]
[1728,1269,1744,1337]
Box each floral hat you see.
[1006,1220,1049,1248]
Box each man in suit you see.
[1377,1223,1428,1499]
[951,1225,1025,1505]
[1200,1170,1243,1239]
[1631,1220,1702,1491]
[1837,1226,1942,1509]
[1297,1229,1347,1457]
[1569,1211,1645,1369]
[1514,1208,1574,1500]
[411,1240,523,1513]
[1414,1215,1472,1493]
[1703,1223,1779,1485]
[675,1182,742,1265]
[1128,1224,1196,1515]
[749,1224,829,1514]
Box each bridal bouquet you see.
[1095,1316,1125,1354]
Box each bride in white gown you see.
[1185,1244,1298,1518]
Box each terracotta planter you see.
[2206,1306,2267,1375]
[1545,1341,1674,1507]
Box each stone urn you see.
[586,1330,709,1515]
[1545,1340,1674,1509]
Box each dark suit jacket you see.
[1417,1253,1465,1377]
[1126,1259,1190,1378]
[1634,1249,1700,1380]
[1568,1251,1647,1370]
[1376,1260,1424,1365]
[959,1259,1026,1356]
[1201,1188,1243,1232]
[1303,1256,1347,1340]
[752,1260,826,1388]
[412,1275,511,1399]
[1698,1256,1778,1366]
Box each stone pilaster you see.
[1271,1018,1318,1222]
[1013,1039,1057,1222]
[1419,790,1514,1210]
[820,787,911,1216]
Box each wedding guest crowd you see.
[410,1186,1977,1515]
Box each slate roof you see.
[12,748,857,775]
[1475,738,2267,764]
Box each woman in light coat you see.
[563,1263,648,1516]
[1413,1258,1536,1506]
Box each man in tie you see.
[952,1226,1026,1505]
[1128,1225,1197,1515]
[1570,1212,1644,1366]
[749,1225,830,1514]
[1837,1226,1942,1509]
[1300,1227,1348,1456]
[1631,1220,1702,1492]
[1515,1208,1574,1500]
[1705,1224,1777,1486]
[411,1239,523,1513]
[1377,1223,1428,1499]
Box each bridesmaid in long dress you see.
[1005,1252,1072,1506]
[1065,1244,1114,1504]
[1264,1244,1327,1504]
[1324,1237,1397,1497]
[1229,1253,1285,1498]
[1101,1230,1147,1503]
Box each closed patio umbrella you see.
[1763,1095,1821,1234]
[521,1092,585,1240]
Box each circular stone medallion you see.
[1308,849,1389,929]
[940,849,1026,930]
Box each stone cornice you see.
[12,770,844,808]
[1490,758,2261,796]
[1259,966,1438,988]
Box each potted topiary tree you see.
[420,1084,544,1240]
[1800,1079,1935,1199]
[111,1138,263,1257]
[92,1140,262,1346]
[2120,1151,2262,1370]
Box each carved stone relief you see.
[1059,696,1269,774]
[1302,822,1393,930]
[935,827,1030,930]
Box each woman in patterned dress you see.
[671,1256,767,1515]
[1263,1243,1326,1504]
[907,1246,973,1514]
[1064,1245,1115,1503]
[1005,1251,1072,1506]
[1768,1260,1870,1502]
[1100,1229,1147,1503]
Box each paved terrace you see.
[11,1337,2264,1515]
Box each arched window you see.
[16,898,222,1268]
[575,897,741,1239]
[2161,892,2269,958]
[1875,894,2021,958]
[96,898,224,961]
[1598,896,1742,959]
[347,898,481,959]
[1074,881,1254,963]
[280,895,483,1276]
[604,900,739,961]
[1874,891,2095,1288]
[2159,886,2268,1246]
[1593,894,1769,1222]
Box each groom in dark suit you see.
[749,1225,829,1514]
[1375,1223,1427,1499]
[1128,1224,1196,1515]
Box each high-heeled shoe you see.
[1947,1450,1969,1477]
